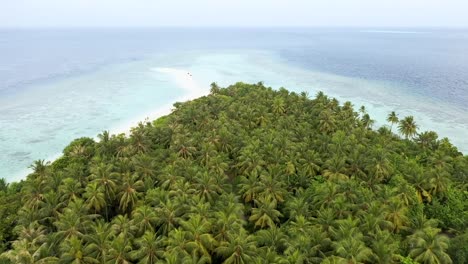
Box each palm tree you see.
[96,130,111,156]
[83,182,106,214]
[332,237,373,264]
[107,235,132,264]
[385,198,409,233]
[58,177,83,204]
[330,217,360,241]
[254,226,287,252]
[131,205,157,234]
[210,82,220,94]
[165,228,191,260]
[398,116,418,139]
[330,195,353,219]
[29,159,49,180]
[54,204,90,242]
[258,168,287,204]
[407,212,439,237]
[272,97,286,115]
[369,230,400,264]
[237,145,265,175]
[38,191,62,225]
[111,215,137,240]
[365,147,391,186]
[118,171,144,214]
[359,105,367,116]
[427,168,451,197]
[69,144,89,159]
[1,238,58,264]
[177,144,197,159]
[158,165,183,190]
[59,236,99,264]
[249,197,283,229]
[199,143,217,167]
[180,215,215,260]
[212,209,244,243]
[285,216,329,262]
[6,222,54,264]
[357,202,393,234]
[330,218,373,264]
[318,109,337,135]
[286,215,314,236]
[255,247,284,263]
[323,156,348,182]
[238,172,262,204]
[130,231,165,264]
[64,163,89,188]
[386,111,399,133]
[206,155,229,177]
[15,222,48,246]
[192,171,222,203]
[285,196,311,218]
[130,127,150,154]
[16,206,41,229]
[90,163,119,211]
[328,130,348,155]
[408,228,452,264]
[415,131,438,150]
[256,114,268,127]
[216,229,258,264]
[297,150,321,177]
[404,160,434,203]
[427,150,453,171]
[213,127,234,154]
[188,198,212,223]
[133,155,157,186]
[85,220,112,264]
[182,253,212,264]
[361,113,374,129]
[154,198,183,236]
[22,181,46,211]
[310,182,342,210]
[169,176,195,206]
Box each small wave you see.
[10,151,31,157]
[25,138,48,144]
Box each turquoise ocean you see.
[1,28,467,181]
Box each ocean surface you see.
[1,28,467,181]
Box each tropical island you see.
[0,82,466,264]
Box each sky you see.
[1,0,468,28]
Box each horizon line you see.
[1,25,468,31]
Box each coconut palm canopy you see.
[0,83,466,264]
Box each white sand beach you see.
[109,67,209,136]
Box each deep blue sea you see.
[1,28,467,181]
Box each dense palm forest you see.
[0,82,467,264]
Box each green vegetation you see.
[0,82,467,263]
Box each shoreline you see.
[8,67,209,183]
[109,67,209,136]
